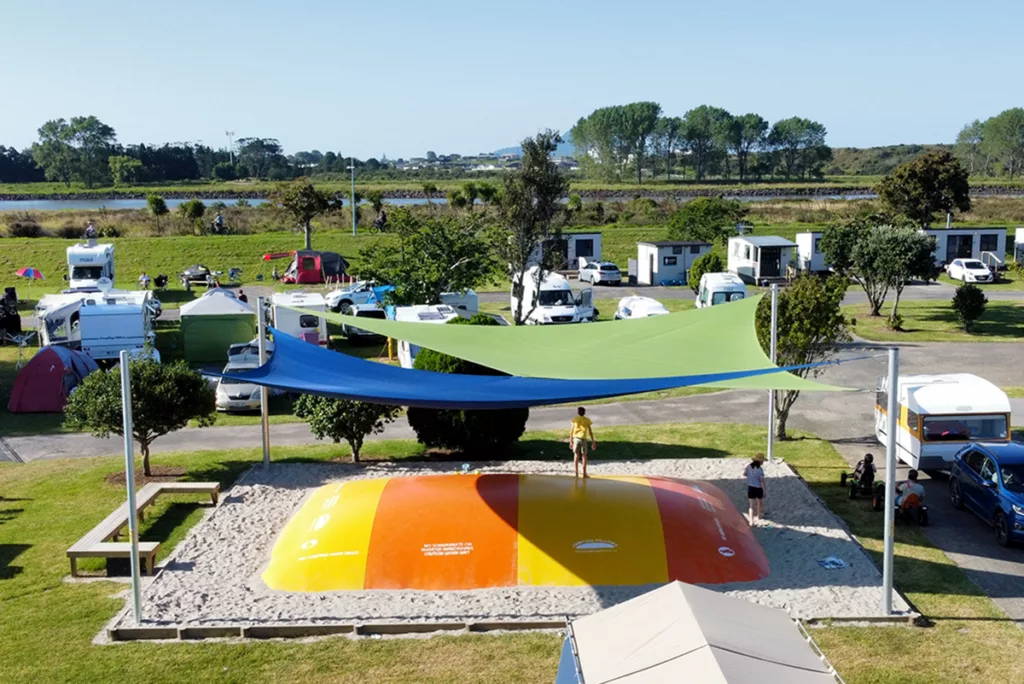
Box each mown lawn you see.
[937,273,1024,291]
[846,300,1024,342]
[2,423,1023,683]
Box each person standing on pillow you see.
[744,454,767,525]
[569,407,597,479]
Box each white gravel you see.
[114,458,910,630]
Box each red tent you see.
[7,346,99,413]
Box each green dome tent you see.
[179,291,257,364]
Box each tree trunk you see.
[774,390,800,440]
[351,439,361,463]
[888,286,903,329]
[304,221,312,250]
[141,443,151,477]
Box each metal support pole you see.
[119,350,142,623]
[257,296,271,469]
[350,159,357,237]
[767,283,779,463]
[882,346,900,614]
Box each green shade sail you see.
[309,295,849,392]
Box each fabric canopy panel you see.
[214,327,838,409]
[561,581,840,683]
[263,474,767,592]
[307,295,844,391]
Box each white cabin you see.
[528,232,602,270]
[920,227,1006,268]
[728,236,797,284]
[795,232,828,273]
[271,291,328,345]
[875,373,1011,470]
[636,241,712,286]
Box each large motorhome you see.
[875,373,1011,471]
[510,267,594,325]
[271,291,328,345]
[66,240,115,290]
[36,290,158,362]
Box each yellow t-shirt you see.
[571,415,592,440]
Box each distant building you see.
[636,241,712,286]
[728,236,797,284]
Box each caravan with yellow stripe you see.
[875,373,1011,471]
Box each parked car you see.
[946,258,993,283]
[325,281,393,314]
[341,304,388,341]
[215,361,262,412]
[227,337,274,364]
[579,260,622,285]
[949,442,1024,546]
[614,296,669,319]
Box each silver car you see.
[579,261,622,285]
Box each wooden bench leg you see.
[70,557,77,577]
[210,492,218,505]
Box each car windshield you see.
[219,376,249,386]
[963,260,985,269]
[71,266,104,280]
[538,289,574,306]
[711,291,745,305]
[923,414,1008,442]
[600,264,619,272]
[1000,463,1024,492]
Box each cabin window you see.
[689,245,701,254]
[744,245,751,260]
[298,315,320,329]
[575,239,595,259]
[672,245,683,255]
[980,234,998,252]
[663,256,677,266]
[922,414,1008,442]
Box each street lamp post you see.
[349,158,357,236]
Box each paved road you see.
[4,335,1024,623]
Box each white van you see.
[510,267,594,325]
[271,292,328,345]
[875,373,1011,470]
[66,240,115,290]
[696,273,748,309]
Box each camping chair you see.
[300,331,320,345]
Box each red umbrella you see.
[16,267,44,302]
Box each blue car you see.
[949,442,1024,547]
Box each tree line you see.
[570,102,831,183]
[954,108,1024,179]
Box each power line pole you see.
[225,131,235,164]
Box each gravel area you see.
[113,459,910,631]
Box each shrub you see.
[951,282,987,332]
[56,224,86,239]
[406,316,528,456]
[5,220,46,238]
[687,252,725,293]
[98,226,121,238]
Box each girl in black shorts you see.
[743,454,766,524]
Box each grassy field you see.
[846,300,1024,342]
[1004,387,1024,398]
[2,423,1023,683]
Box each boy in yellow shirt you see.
[569,407,597,478]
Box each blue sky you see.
[3,0,1019,158]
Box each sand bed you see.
[113,459,910,630]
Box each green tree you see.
[681,105,733,180]
[31,118,76,186]
[955,119,988,176]
[476,182,500,205]
[651,116,683,180]
[729,113,768,181]
[147,194,169,232]
[878,227,938,329]
[293,395,400,462]
[68,116,117,188]
[108,155,142,186]
[177,198,207,232]
[667,197,748,244]
[63,359,215,476]
[236,137,283,178]
[462,181,479,210]
[493,130,570,325]
[447,187,468,210]
[363,188,385,217]
[270,177,338,250]
[687,252,725,293]
[951,282,988,332]
[406,316,529,455]
[875,151,971,227]
[766,117,830,179]
[358,209,496,305]
[571,106,627,181]
[756,275,850,439]
[619,102,662,183]
[981,108,1024,179]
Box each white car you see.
[325,281,389,313]
[614,296,670,319]
[579,261,622,285]
[215,361,262,412]
[946,259,993,283]
[227,337,274,364]
[341,304,388,341]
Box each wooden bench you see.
[67,481,220,577]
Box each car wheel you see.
[994,511,1011,547]
[950,479,965,510]
[339,300,353,315]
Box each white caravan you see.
[66,240,115,290]
[390,304,510,368]
[510,267,594,325]
[695,273,748,308]
[614,296,669,319]
[271,291,328,345]
[36,289,160,361]
[875,373,1011,471]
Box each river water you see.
[0,193,885,212]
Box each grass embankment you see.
[846,301,1024,343]
[1,423,1023,683]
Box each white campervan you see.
[875,373,1011,471]
[36,289,159,361]
[695,273,748,308]
[66,240,115,290]
[271,291,328,345]
[510,267,594,325]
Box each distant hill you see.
[826,144,953,176]
[494,132,576,158]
